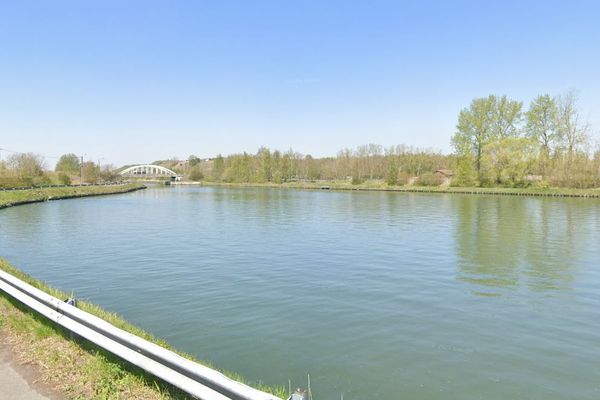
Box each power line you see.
[0,147,21,154]
[0,147,68,159]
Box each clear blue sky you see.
[1,0,599,167]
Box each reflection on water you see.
[454,196,598,295]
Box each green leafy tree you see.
[212,154,225,181]
[257,147,272,183]
[452,155,478,187]
[452,95,522,183]
[281,151,296,181]
[493,95,523,138]
[306,155,321,180]
[81,161,100,184]
[271,150,283,183]
[481,137,536,186]
[525,95,558,154]
[387,158,399,185]
[55,153,81,173]
[452,96,497,181]
[188,155,201,167]
[525,94,558,175]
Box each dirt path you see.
[0,344,57,400]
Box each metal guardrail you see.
[0,269,282,400]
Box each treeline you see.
[0,152,119,187]
[2,91,598,190]
[174,145,452,186]
[452,92,599,188]
[174,91,598,189]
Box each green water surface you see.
[1,186,599,399]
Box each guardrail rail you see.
[0,269,282,400]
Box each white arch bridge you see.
[120,164,180,179]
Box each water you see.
[1,186,599,399]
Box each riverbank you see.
[0,259,286,399]
[0,184,147,209]
[179,180,600,198]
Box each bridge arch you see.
[120,164,178,177]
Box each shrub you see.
[396,171,410,185]
[0,177,33,188]
[351,175,363,185]
[533,180,550,189]
[272,171,283,184]
[58,173,71,185]
[188,165,204,181]
[416,172,444,186]
[32,174,52,186]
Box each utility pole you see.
[80,155,83,184]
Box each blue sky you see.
[1,0,599,166]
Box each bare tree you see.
[556,91,590,157]
[7,153,46,178]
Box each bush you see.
[351,175,363,185]
[533,180,550,189]
[396,171,410,185]
[58,173,71,185]
[451,156,477,187]
[0,177,33,188]
[550,174,600,189]
[416,172,444,186]
[32,174,52,186]
[272,171,283,184]
[188,165,204,181]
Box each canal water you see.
[1,186,599,399]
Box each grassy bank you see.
[0,259,286,399]
[0,184,147,209]
[186,180,600,198]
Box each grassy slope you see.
[0,260,286,400]
[195,180,600,197]
[0,184,147,209]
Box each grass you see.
[193,179,600,198]
[0,184,147,208]
[0,259,287,399]
[0,184,148,209]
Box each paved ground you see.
[0,345,54,400]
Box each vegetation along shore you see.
[0,258,286,399]
[154,92,600,194]
[0,184,146,209]
[2,93,599,198]
[183,180,600,199]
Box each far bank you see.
[171,180,600,199]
